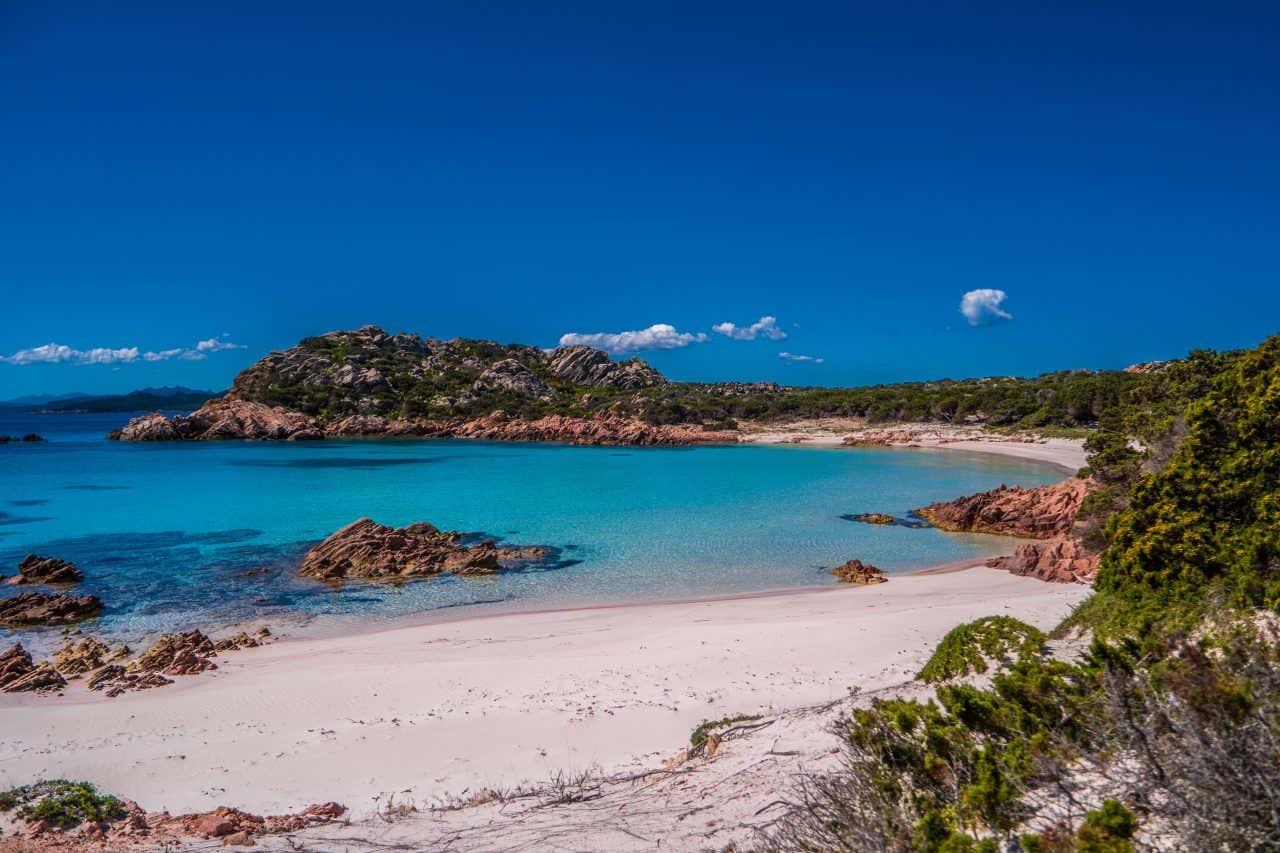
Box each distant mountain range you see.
[0,386,221,413]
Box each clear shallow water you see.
[0,412,1060,650]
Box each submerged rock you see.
[5,554,84,585]
[831,559,888,585]
[299,517,543,583]
[0,591,103,627]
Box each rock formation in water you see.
[0,434,46,443]
[831,559,888,584]
[915,478,1100,583]
[300,517,548,583]
[915,478,1090,539]
[0,591,103,627]
[4,554,84,585]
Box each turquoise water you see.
[0,413,1060,650]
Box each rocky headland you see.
[299,517,550,583]
[108,326,733,446]
[915,478,1100,583]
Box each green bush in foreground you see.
[917,617,1047,683]
[0,780,124,829]
[689,713,762,750]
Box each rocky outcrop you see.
[443,411,732,446]
[53,637,128,676]
[474,358,553,397]
[1,794,346,847]
[0,644,36,689]
[0,592,103,627]
[110,398,314,441]
[5,554,84,585]
[831,559,888,584]
[299,517,547,583]
[130,630,219,676]
[986,537,1100,584]
[88,665,174,697]
[545,345,664,389]
[1,645,67,694]
[848,513,895,525]
[916,478,1100,584]
[915,478,1091,539]
[112,403,731,447]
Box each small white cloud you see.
[779,351,824,364]
[558,324,708,355]
[960,289,1013,326]
[1,336,246,366]
[195,335,245,353]
[712,315,787,341]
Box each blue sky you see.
[3,2,1278,396]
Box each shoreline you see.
[0,567,1089,820]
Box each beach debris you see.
[300,517,552,584]
[830,559,888,585]
[5,554,84,585]
[0,591,103,628]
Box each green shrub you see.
[918,617,1047,683]
[689,713,761,750]
[3,780,125,829]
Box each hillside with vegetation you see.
[760,332,1280,851]
[211,325,1238,434]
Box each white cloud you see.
[0,336,246,366]
[779,351,824,364]
[195,336,244,353]
[959,289,1013,326]
[712,315,787,341]
[558,324,708,355]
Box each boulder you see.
[987,537,1100,584]
[131,630,218,676]
[299,518,528,582]
[473,358,552,397]
[53,637,113,676]
[0,591,103,627]
[88,664,174,697]
[545,346,665,389]
[6,554,84,585]
[0,643,35,689]
[2,662,66,694]
[831,559,888,585]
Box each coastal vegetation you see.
[0,780,125,829]
[167,325,1246,434]
[916,617,1046,683]
[763,332,1280,851]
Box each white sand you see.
[0,568,1088,822]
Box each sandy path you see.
[0,568,1088,820]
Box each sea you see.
[0,411,1062,652]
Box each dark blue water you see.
[0,412,1060,650]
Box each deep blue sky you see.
[3,2,1278,396]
